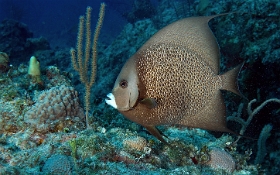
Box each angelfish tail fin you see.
[220,62,244,97]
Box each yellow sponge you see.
[28,56,42,84]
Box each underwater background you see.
[0,0,279,174]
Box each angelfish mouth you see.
[105,93,117,109]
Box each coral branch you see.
[70,3,106,128]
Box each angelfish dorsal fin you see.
[140,98,157,109]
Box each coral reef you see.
[123,0,155,23]
[0,0,279,174]
[0,19,33,63]
[0,52,9,72]
[0,19,50,65]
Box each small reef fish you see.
[106,15,243,143]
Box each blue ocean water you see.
[0,0,131,47]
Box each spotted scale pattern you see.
[136,43,222,126]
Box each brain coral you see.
[42,154,73,175]
[205,147,236,173]
[24,85,85,133]
[123,136,148,152]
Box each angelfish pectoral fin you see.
[140,98,158,109]
[144,125,168,144]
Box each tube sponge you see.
[254,124,273,164]
[28,56,42,84]
[28,56,40,76]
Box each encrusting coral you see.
[24,85,85,133]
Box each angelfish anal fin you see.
[144,125,168,144]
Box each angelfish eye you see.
[119,80,128,88]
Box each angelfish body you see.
[106,15,243,143]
